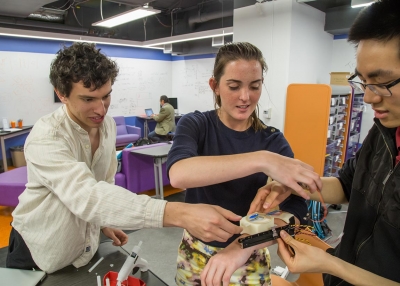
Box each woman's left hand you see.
[102,227,128,246]
[249,181,293,214]
[200,240,252,286]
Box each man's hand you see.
[102,227,128,246]
[248,181,293,214]
[200,239,252,286]
[277,230,328,274]
[164,202,242,242]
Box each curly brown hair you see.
[49,42,119,97]
[212,42,268,131]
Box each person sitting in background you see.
[250,1,400,284]
[148,95,175,143]
[6,42,244,274]
[166,42,322,286]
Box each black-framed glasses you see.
[347,74,400,97]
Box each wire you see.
[154,15,170,28]
[120,245,130,255]
[51,0,70,10]
[310,189,328,223]
[221,0,223,28]
[56,0,76,11]
[171,10,174,36]
[100,0,103,20]
[72,7,82,27]
[143,17,147,41]
[167,0,183,11]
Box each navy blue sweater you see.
[166,110,307,248]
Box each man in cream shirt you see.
[6,42,243,273]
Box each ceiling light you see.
[351,0,375,8]
[143,27,234,47]
[92,6,161,28]
[0,27,164,49]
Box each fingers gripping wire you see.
[310,189,328,223]
[298,183,328,223]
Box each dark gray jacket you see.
[324,118,400,285]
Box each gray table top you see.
[130,144,172,158]
[40,240,168,286]
[0,126,33,136]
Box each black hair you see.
[160,95,169,103]
[348,0,400,57]
[49,42,119,97]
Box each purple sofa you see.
[113,116,141,147]
[0,143,170,206]
[115,143,170,194]
[0,166,27,207]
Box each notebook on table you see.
[0,267,47,285]
[145,108,154,118]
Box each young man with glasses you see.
[249,0,400,285]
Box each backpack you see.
[134,138,151,147]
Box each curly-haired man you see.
[6,42,243,273]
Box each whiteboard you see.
[0,51,172,125]
[0,52,57,125]
[108,58,171,117]
[171,57,215,114]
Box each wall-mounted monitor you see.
[169,97,178,110]
[54,91,61,103]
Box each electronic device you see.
[168,97,179,114]
[144,108,154,117]
[117,241,148,286]
[238,215,296,248]
[0,267,47,286]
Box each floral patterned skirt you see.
[175,229,272,286]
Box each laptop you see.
[0,267,47,285]
[145,108,154,118]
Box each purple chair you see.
[115,143,170,193]
[113,116,141,147]
[0,164,128,207]
[0,166,27,207]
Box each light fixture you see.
[351,0,375,8]
[92,6,161,28]
[0,27,164,49]
[212,36,224,47]
[0,26,233,51]
[143,27,234,47]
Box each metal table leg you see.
[153,157,165,200]
[1,137,7,172]
[144,120,150,139]
[158,159,164,200]
[153,159,160,199]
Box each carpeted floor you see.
[0,185,183,248]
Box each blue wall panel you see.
[0,36,172,61]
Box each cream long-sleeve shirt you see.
[11,106,166,273]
